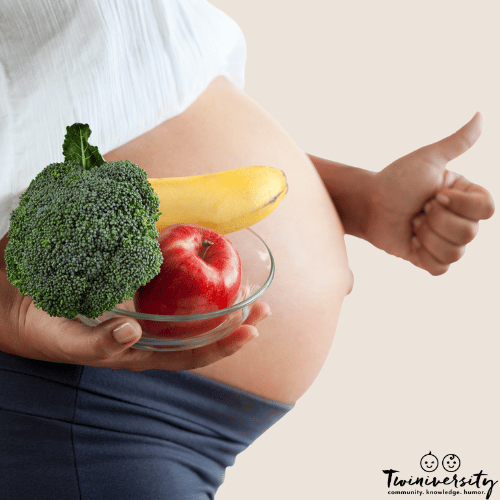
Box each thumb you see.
[67,317,142,362]
[108,319,142,346]
[426,111,483,163]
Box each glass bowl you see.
[78,228,274,351]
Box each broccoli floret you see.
[5,124,162,319]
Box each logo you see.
[383,451,498,498]
[442,454,461,473]
[420,452,439,473]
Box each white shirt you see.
[0,0,246,239]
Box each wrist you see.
[308,154,376,239]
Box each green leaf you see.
[62,123,105,170]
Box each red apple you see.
[133,223,242,337]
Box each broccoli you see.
[5,123,162,319]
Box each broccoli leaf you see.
[62,123,105,170]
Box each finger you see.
[426,112,483,163]
[437,187,495,221]
[138,324,258,371]
[53,316,142,365]
[420,199,479,245]
[88,303,267,371]
[243,301,271,326]
[410,236,452,276]
[412,215,466,266]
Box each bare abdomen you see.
[108,77,353,404]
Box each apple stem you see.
[199,240,214,260]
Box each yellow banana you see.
[148,166,288,234]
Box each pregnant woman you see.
[0,1,494,499]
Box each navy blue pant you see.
[0,350,292,499]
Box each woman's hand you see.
[0,270,266,370]
[364,112,495,275]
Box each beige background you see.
[210,1,500,499]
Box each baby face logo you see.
[442,454,461,472]
[383,451,498,499]
[420,451,439,472]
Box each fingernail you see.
[424,201,432,213]
[412,236,421,249]
[436,193,450,206]
[241,329,259,346]
[112,322,139,344]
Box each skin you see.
[310,111,494,275]
[0,77,494,406]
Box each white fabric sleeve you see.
[0,0,247,239]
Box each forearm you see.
[0,234,20,354]
[0,267,22,355]
[307,154,375,239]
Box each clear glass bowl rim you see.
[110,228,275,322]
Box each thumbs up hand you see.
[364,112,495,275]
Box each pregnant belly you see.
[104,76,353,405]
